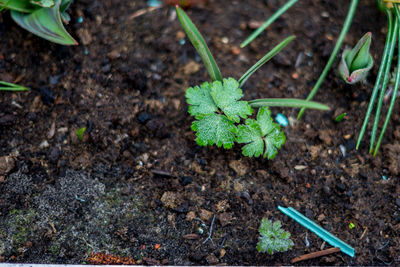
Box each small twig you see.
[291,247,341,264]
[151,169,174,177]
[202,215,215,245]
[218,233,227,248]
[129,6,163,20]
[359,227,368,240]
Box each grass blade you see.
[176,6,223,81]
[356,9,393,150]
[0,80,29,91]
[369,12,398,153]
[297,0,359,119]
[11,0,77,45]
[249,98,330,110]
[238,35,295,88]
[374,4,400,156]
[240,0,299,48]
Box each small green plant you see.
[338,32,374,84]
[0,80,29,91]
[256,218,294,254]
[76,127,86,141]
[0,0,77,45]
[176,6,329,159]
[334,112,347,122]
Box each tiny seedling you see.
[0,80,29,91]
[256,218,294,254]
[176,6,329,159]
[76,127,86,141]
[0,0,77,45]
[334,113,347,123]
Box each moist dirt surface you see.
[0,0,399,265]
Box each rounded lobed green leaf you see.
[210,78,253,123]
[191,114,237,149]
[186,82,218,117]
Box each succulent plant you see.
[338,32,374,84]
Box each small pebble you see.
[77,16,83,23]
[179,38,186,45]
[382,175,387,180]
[147,0,162,7]
[275,113,289,127]
[39,140,50,148]
[339,144,346,157]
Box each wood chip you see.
[291,247,341,263]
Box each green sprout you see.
[0,0,77,45]
[256,218,294,254]
[76,127,86,141]
[338,32,374,84]
[349,222,355,229]
[0,80,29,91]
[176,6,329,159]
[334,113,347,123]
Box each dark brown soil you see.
[0,0,399,265]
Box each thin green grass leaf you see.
[0,80,29,91]
[240,0,299,48]
[297,0,359,119]
[176,6,222,81]
[11,0,77,45]
[239,35,295,87]
[369,12,398,153]
[249,98,330,110]
[356,9,394,149]
[374,4,400,156]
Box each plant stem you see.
[297,0,359,119]
[374,4,400,155]
[0,80,29,91]
[356,9,393,150]
[249,98,329,110]
[240,0,299,48]
[369,10,398,153]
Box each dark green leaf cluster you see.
[256,218,294,254]
[186,78,285,159]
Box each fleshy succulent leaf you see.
[236,107,285,159]
[29,0,55,8]
[256,218,294,254]
[0,0,37,12]
[210,78,252,123]
[11,0,77,45]
[191,114,237,149]
[338,32,373,84]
